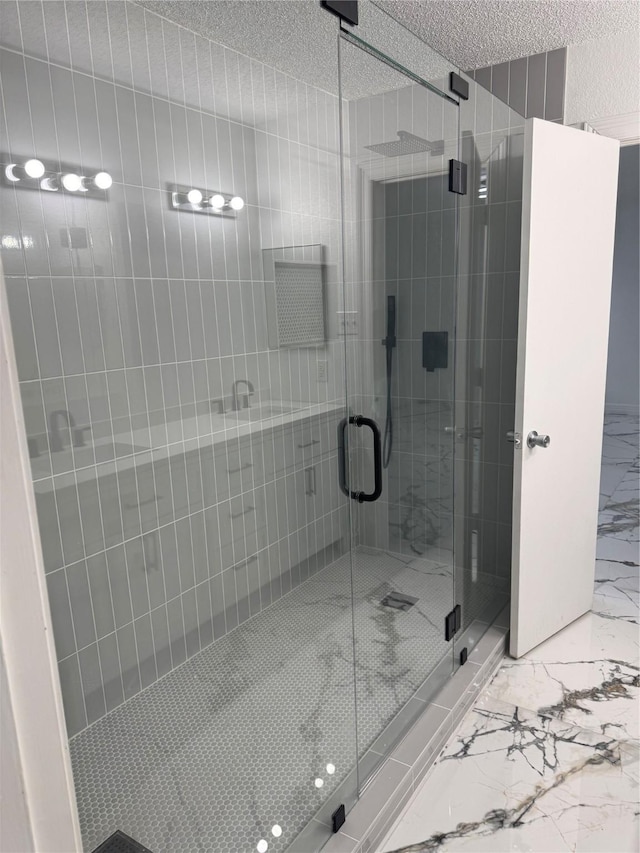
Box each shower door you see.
[0,3,360,851]
[337,29,462,785]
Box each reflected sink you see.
[230,403,301,422]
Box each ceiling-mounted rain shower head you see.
[365,130,444,157]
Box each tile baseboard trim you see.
[322,620,509,853]
[604,404,640,416]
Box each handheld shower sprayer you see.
[382,295,396,469]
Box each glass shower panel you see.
[0,2,358,851]
[342,0,458,95]
[338,33,460,782]
[452,74,525,644]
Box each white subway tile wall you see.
[0,0,350,736]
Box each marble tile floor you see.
[380,412,639,853]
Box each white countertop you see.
[32,400,345,490]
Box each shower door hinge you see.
[449,159,468,195]
[321,0,358,25]
[449,71,469,100]
[445,604,462,641]
[332,804,346,833]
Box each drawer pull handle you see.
[233,554,258,571]
[230,505,255,519]
[297,438,320,449]
[305,466,317,496]
[228,462,253,474]
[124,494,160,509]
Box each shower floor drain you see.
[381,591,418,611]
[91,830,153,853]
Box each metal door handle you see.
[506,431,522,449]
[527,430,550,449]
[337,415,383,503]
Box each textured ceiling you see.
[136,1,343,94]
[137,0,639,82]
[376,0,640,69]
[135,0,455,98]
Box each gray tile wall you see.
[455,74,524,616]
[469,48,566,122]
[337,82,459,563]
[379,170,458,560]
[0,0,348,735]
[345,72,524,616]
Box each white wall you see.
[565,30,640,126]
[605,144,640,414]
[0,266,81,851]
[0,644,34,853]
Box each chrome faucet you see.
[48,410,90,452]
[231,379,254,411]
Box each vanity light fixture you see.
[170,184,245,216]
[2,154,113,198]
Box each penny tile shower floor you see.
[70,549,506,853]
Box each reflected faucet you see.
[49,410,90,452]
[231,379,254,411]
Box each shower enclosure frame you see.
[0,2,524,850]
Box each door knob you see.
[527,430,550,449]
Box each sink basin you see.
[230,403,301,422]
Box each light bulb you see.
[257,841,268,853]
[61,173,82,192]
[40,177,58,192]
[187,188,203,205]
[326,763,336,775]
[92,171,112,190]
[5,164,20,182]
[229,195,244,211]
[314,778,324,788]
[271,825,282,838]
[24,159,45,178]
[209,193,225,209]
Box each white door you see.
[510,119,620,658]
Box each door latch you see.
[506,431,522,449]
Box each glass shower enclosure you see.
[0,1,523,850]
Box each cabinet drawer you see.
[293,420,323,467]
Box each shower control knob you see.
[527,430,550,449]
